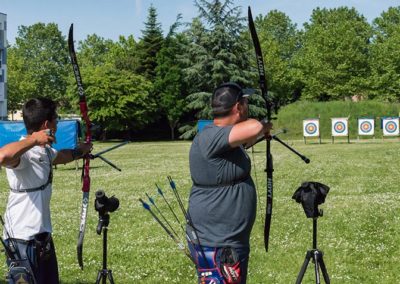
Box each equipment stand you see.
[96,214,115,284]
[296,218,330,284]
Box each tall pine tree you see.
[136,4,164,81]
[179,0,257,138]
[154,16,188,139]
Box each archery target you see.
[331,118,348,136]
[303,119,320,137]
[358,118,374,136]
[382,118,399,136]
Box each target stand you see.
[381,117,400,141]
[331,118,349,144]
[303,119,321,144]
[357,117,375,141]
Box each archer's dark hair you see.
[211,83,243,118]
[22,98,57,134]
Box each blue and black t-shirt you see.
[188,124,257,248]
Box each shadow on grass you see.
[55,165,104,171]
[0,279,93,284]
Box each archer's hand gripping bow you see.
[68,24,92,269]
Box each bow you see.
[68,24,92,269]
[248,7,274,252]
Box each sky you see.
[2,0,400,45]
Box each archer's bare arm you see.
[53,142,93,165]
[229,119,272,148]
[0,130,55,168]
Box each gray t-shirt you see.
[188,124,257,248]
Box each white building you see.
[0,13,7,120]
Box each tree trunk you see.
[99,129,107,141]
[169,120,178,140]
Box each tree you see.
[369,7,400,101]
[112,35,140,72]
[373,6,400,39]
[6,46,31,116]
[68,63,154,138]
[127,4,166,132]
[136,4,164,81]
[179,0,260,138]
[154,17,188,139]
[76,34,114,68]
[192,0,253,86]
[66,33,115,117]
[8,23,69,108]
[293,7,372,101]
[254,10,301,107]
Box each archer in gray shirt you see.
[186,82,272,284]
[188,124,257,248]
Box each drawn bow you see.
[68,24,92,269]
[248,7,274,252]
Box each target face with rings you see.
[382,118,400,136]
[305,123,317,135]
[385,121,397,133]
[331,118,348,136]
[303,119,319,137]
[334,121,346,133]
[358,119,374,136]
[360,121,372,133]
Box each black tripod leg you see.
[296,251,312,284]
[95,271,102,284]
[313,251,321,284]
[318,255,330,284]
[108,270,115,284]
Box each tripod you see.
[96,213,115,284]
[296,217,330,284]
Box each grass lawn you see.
[0,139,399,283]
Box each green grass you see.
[0,140,399,283]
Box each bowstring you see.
[250,145,265,225]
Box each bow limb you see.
[68,24,92,269]
[248,7,274,252]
